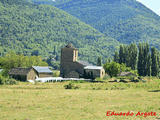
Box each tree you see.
[119,45,126,64]
[137,43,143,76]
[97,57,102,66]
[127,43,138,70]
[151,47,159,76]
[31,50,39,56]
[144,43,151,76]
[114,51,119,63]
[117,44,138,70]
[103,62,121,77]
[0,52,48,70]
[137,43,151,76]
[146,53,151,76]
[53,46,57,55]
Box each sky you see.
[136,0,160,16]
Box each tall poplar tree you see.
[151,47,159,76]
[127,43,138,70]
[144,43,151,76]
[114,51,119,63]
[138,43,151,76]
[97,57,102,66]
[138,43,144,76]
[119,45,126,64]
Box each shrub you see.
[103,62,121,77]
[3,78,17,85]
[53,70,60,77]
[64,82,80,89]
[104,62,138,77]
[0,75,4,85]
[0,74,17,85]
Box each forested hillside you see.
[0,0,119,64]
[32,0,160,49]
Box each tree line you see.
[0,52,48,71]
[113,43,159,77]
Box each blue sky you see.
[136,0,160,16]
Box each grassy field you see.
[0,78,160,120]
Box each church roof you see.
[32,66,53,73]
[78,60,93,66]
[9,67,32,75]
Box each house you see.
[60,43,105,79]
[84,66,105,79]
[9,66,53,81]
[9,67,37,81]
[32,66,53,78]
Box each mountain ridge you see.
[0,0,119,64]
[31,0,160,49]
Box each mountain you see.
[32,0,160,49]
[0,0,119,64]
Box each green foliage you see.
[104,62,121,77]
[53,70,60,77]
[138,43,151,76]
[113,51,119,63]
[0,0,119,64]
[127,43,138,70]
[104,61,137,77]
[0,52,48,70]
[35,0,160,50]
[0,74,17,85]
[0,75,3,85]
[96,57,102,66]
[119,45,126,64]
[151,47,159,76]
[117,43,138,70]
[64,82,80,89]
[115,43,160,77]
[45,55,60,69]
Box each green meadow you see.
[0,78,160,120]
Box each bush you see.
[103,62,121,77]
[0,75,3,85]
[64,82,80,89]
[0,74,17,85]
[104,62,138,78]
[53,70,60,77]
[3,78,17,85]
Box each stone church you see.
[60,43,105,79]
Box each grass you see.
[0,78,160,120]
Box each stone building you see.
[32,66,53,78]
[60,43,105,79]
[9,66,53,81]
[9,67,37,81]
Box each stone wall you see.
[61,61,85,78]
[84,68,105,79]
[27,69,37,80]
[38,73,53,78]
